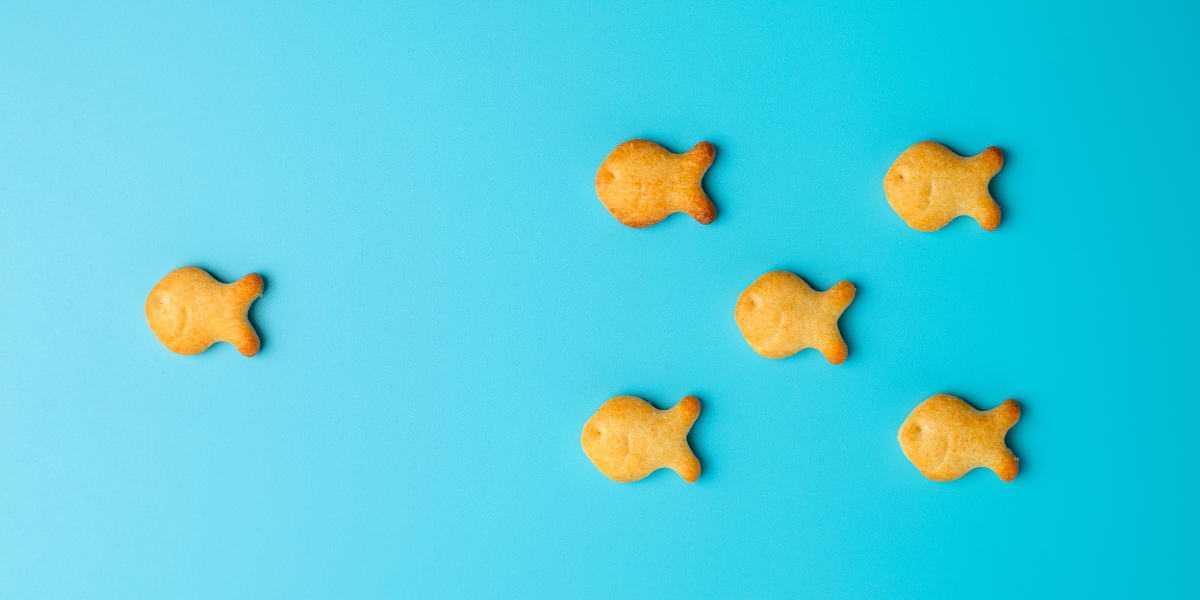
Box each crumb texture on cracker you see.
[734,271,855,363]
[144,266,263,357]
[595,139,716,228]
[581,395,701,483]
[883,141,1003,232]
[897,394,1020,482]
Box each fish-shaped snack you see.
[582,395,701,483]
[735,271,856,363]
[145,266,264,357]
[595,139,717,228]
[883,141,1003,232]
[898,394,1021,482]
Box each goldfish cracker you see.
[595,139,716,228]
[735,271,856,363]
[582,395,701,483]
[883,141,1003,231]
[898,394,1020,482]
[145,266,263,357]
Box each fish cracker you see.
[884,141,1003,231]
[145,266,263,357]
[582,395,701,483]
[735,271,856,363]
[595,139,716,228]
[898,394,1020,482]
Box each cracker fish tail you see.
[967,146,1003,231]
[986,399,1020,482]
[226,273,264,357]
[680,142,717,225]
[667,395,702,483]
[817,280,856,365]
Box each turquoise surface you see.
[1,1,1197,597]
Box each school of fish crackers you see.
[144,139,1021,485]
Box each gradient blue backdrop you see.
[1,1,1197,597]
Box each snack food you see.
[898,394,1020,482]
[595,139,716,228]
[145,266,263,357]
[883,141,1003,231]
[582,395,701,483]
[734,271,856,363]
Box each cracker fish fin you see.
[972,146,1004,175]
[672,450,701,483]
[678,142,716,225]
[816,280,854,364]
[987,400,1019,481]
[668,395,701,483]
[966,146,1002,231]
[224,320,260,357]
[990,399,1021,429]
[814,330,849,365]
[669,395,701,427]
[231,273,264,307]
[965,191,1002,231]
[822,280,856,312]
[683,141,715,172]
[988,448,1019,482]
[679,190,716,225]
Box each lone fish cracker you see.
[595,139,716,228]
[884,141,1003,232]
[582,395,701,483]
[898,394,1021,482]
[145,266,263,357]
[735,271,856,363]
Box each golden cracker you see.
[898,394,1020,482]
[582,395,701,483]
[595,139,716,228]
[735,271,855,363]
[145,266,263,357]
[884,141,1003,231]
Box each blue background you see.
[1,1,1197,597]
